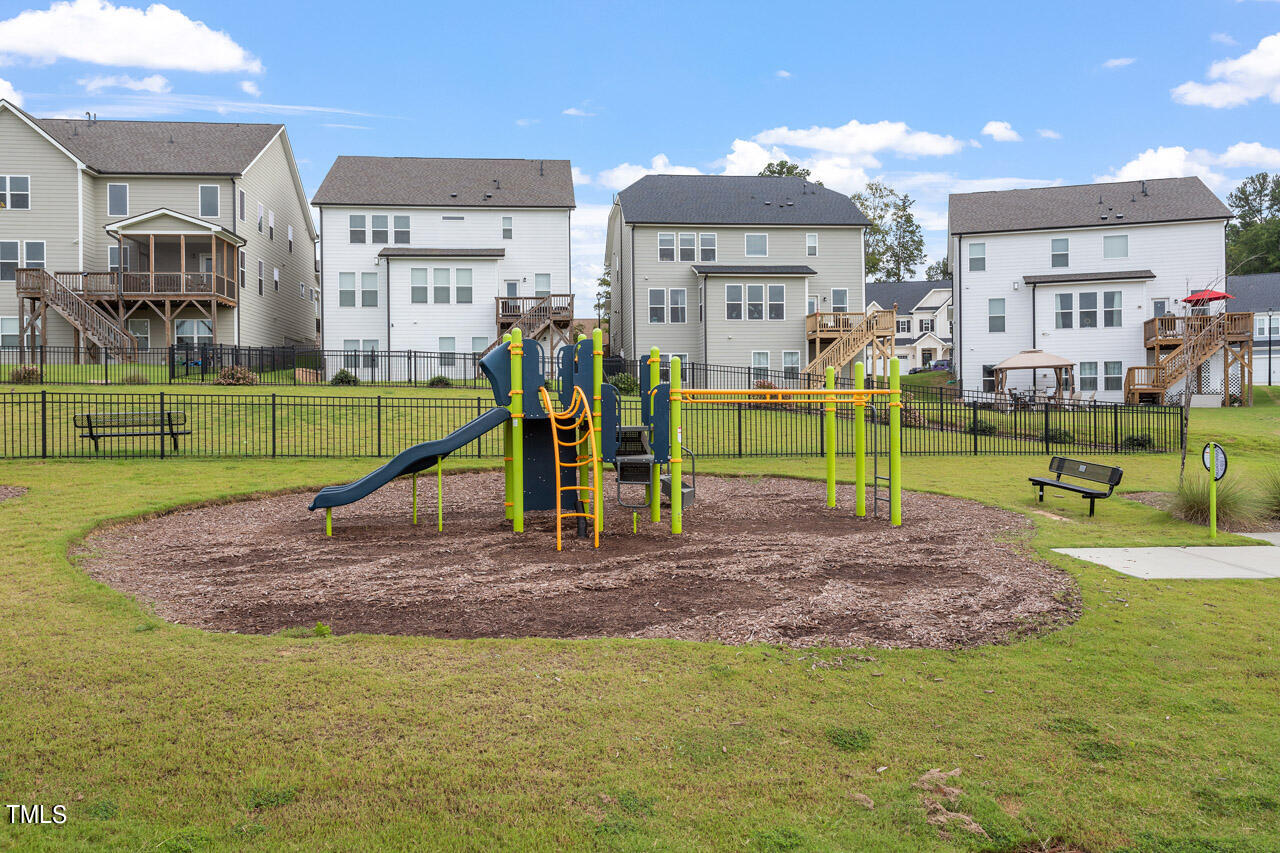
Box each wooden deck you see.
[17,270,238,305]
[1143,313,1252,347]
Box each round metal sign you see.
[1202,442,1228,482]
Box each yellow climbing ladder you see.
[538,385,601,550]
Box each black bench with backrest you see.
[1029,456,1123,516]
[74,411,191,452]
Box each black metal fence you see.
[0,390,1181,460]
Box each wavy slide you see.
[308,407,511,512]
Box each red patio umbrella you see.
[1184,289,1233,305]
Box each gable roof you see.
[1226,272,1280,314]
[866,279,952,313]
[616,174,870,226]
[312,157,575,208]
[32,115,282,175]
[949,177,1231,235]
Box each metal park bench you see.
[1029,456,1123,517]
[74,411,191,452]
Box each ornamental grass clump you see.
[1259,467,1280,521]
[1172,473,1262,530]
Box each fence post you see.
[40,390,47,459]
[477,396,483,457]
[971,402,978,455]
[271,393,277,458]
[1113,403,1120,453]
[103,348,109,385]
[158,391,165,459]
[737,403,744,458]
[377,395,383,457]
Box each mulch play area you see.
[78,473,1079,648]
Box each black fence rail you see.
[0,391,1181,460]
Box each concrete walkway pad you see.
[1055,544,1280,579]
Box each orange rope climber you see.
[538,385,601,551]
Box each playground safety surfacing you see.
[78,473,1080,649]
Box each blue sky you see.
[2,0,1279,294]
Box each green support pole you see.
[325,508,332,537]
[592,328,604,534]
[825,366,836,507]
[649,346,661,524]
[670,355,683,535]
[889,357,902,527]
[438,461,444,532]
[1209,464,1217,539]
[502,332,513,521]
[510,327,525,533]
[855,361,866,518]
[412,473,418,525]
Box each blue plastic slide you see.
[308,407,511,511]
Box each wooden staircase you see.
[482,294,574,358]
[17,268,137,355]
[806,309,895,376]
[1124,313,1227,404]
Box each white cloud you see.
[753,118,964,166]
[571,166,591,185]
[1097,146,1227,189]
[1217,141,1280,169]
[1172,31,1280,108]
[981,120,1021,142]
[514,117,539,127]
[78,73,170,93]
[1102,57,1136,69]
[0,77,24,106]
[321,123,370,130]
[49,92,374,120]
[1211,32,1237,46]
[0,0,262,73]
[721,139,789,175]
[596,154,701,190]
[1037,128,1062,140]
[563,106,596,117]
[239,80,260,97]
[570,203,612,296]
[775,69,791,78]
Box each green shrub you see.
[1260,467,1280,520]
[825,726,872,752]
[1172,473,1261,530]
[607,372,641,397]
[427,375,452,388]
[753,379,777,390]
[1045,427,1074,444]
[1121,434,1154,451]
[330,368,359,386]
[213,365,258,386]
[8,365,41,384]
[119,371,150,385]
[968,418,998,436]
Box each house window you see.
[806,233,818,257]
[273,267,280,292]
[920,318,935,333]
[269,209,276,238]
[107,183,128,217]
[768,285,785,320]
[981,364,996,393]
[1,317,18,347]
[0,242,18,281]
[1054,293,1073,328]
[472,336,488,353]
[746,284,765,319]
[198,185,219,218]
[678,232,696,262]
[1153,299,1168,318]
[339,272,356,306]
[1079,292,1098,328]
[1104,291,1122,327]
[23,241,44,270]
[831,288,848,313]
[1050,237,1069,268]
[287,224,294,253]
[751,351,770,382]
[107,245,130,272]
[371,214,388,244]
[988,298,1005,332]
[501,216,512,240]
[648,288,666,323]
[726,284,743,320]
[440,337,456,367]
[393,215,410,243]
[745,234,768,257]
[1079,361,1098,392]
[1103,234,1128,259]
[456,268,473,304]
[258,203,265,232]
[808,296,818,315]
[127,318,150,351]
[362,339,378,368]
[349,214,366,243]
[783,351,801,378]
[238,250,246,288]
[0,177,29,211]
[699,233,716,262]
[1104,360,1123,391]
[670,288,687,323]
[411,268,429,303]
[342,339,361,369]
[299,281,306,300]
[658,233,675,261]
[897,319,911,334]
[238,189,246,221]
[534,273,551,296]
[258,260,265,295]
[433,268,450,304]
[968,242,985,272]
[174,319,213,347]
[362,272,379,307]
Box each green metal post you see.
[889,357,902,527]
[855,361,866,517]
[502,332,513,521]
[438,460,444,532]
[825,366,836,507]
[325,508,332,537]
[510,327,525,533]
[670,355,683,535]
[412,473,418,525]
[592,328,604,533]
[649,346,661,524]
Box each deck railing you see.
[805,310,896,337]
[16,270,237,301]
[1143,312,1253,345]
[494,294,574,322]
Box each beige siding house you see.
[0,99,317,354]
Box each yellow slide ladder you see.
[538,385,601,550]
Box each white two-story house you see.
[949,177,1245,403]
[1228,272,1279,386]
[865,279,953,371]
[607,174,887,382]
[313,156,574,375]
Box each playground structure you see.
[310,327,906,546]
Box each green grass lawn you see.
[0,395,1278,850]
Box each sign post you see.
[1201,441,1228,539]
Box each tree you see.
[925,256,951,280]
[759,160,813,180]
[850,180,927,281]
[593,273,611,333]
[1226,172,1280,275]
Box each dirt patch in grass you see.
[77,472,1079,648]
[1126,491,1173,512]
[0,485,27,503]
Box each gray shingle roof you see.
[949,177,1231,235]
[1022,269,1154,285]
[33,116,281,175]
[866,279,952,313]
[618,175,869,226]
[377,247,505,258]
[690,264,817,276]
[312,156,575,208]
[1226,272,1280,314]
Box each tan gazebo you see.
[992,349,1076,401]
